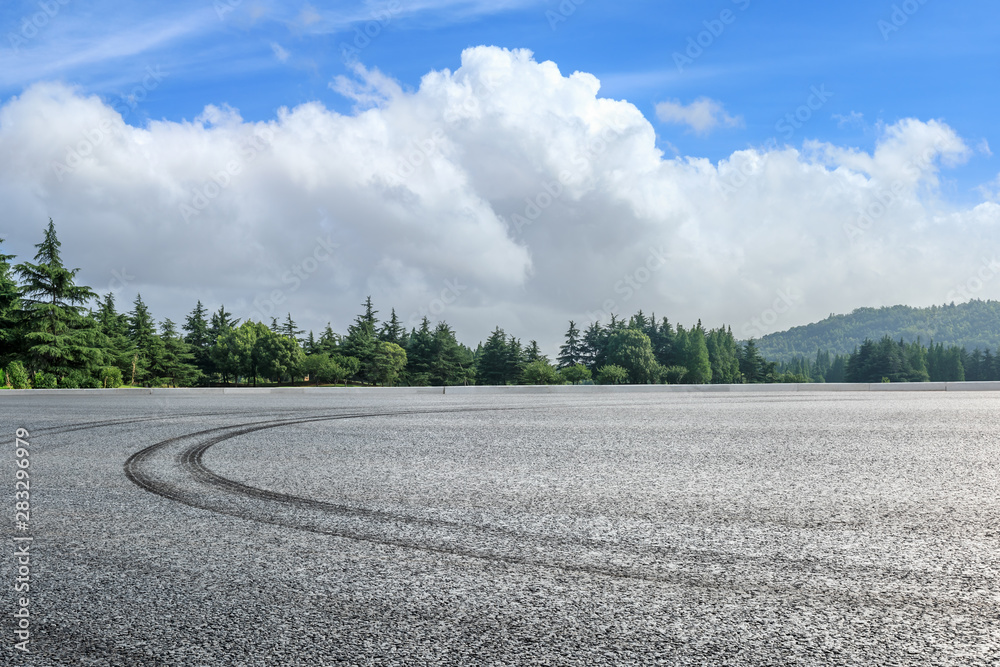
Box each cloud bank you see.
[1,46,997,352]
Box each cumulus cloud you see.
[1,46,997,354]
[655,97,743,135]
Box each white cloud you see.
[654,97,743,135]
[270,42,290,63]
[833,111,864,129]
[1,47,998,356]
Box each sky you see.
[1,0,998,355]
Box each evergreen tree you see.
[557,320,582,368]
[280,313,304,342]
[155,318,202,386]
[682,322,712,384]
[13,219,101,377]
[405,318,434,384]
[428,321,471,386]
[524,340,546,364]
[127,294,165,385]
[379,308,404,345]
[342,299,379,384]
[477,327,510,385]
[182,300,213,380]
[706,326,741,384]
[317,323,341,354]
[0,237,21,364]
[303,330,318,355]
[94,293,134,379]
[739,339,767,383]
[580,321,609,371]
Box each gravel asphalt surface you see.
[1,390,998,665]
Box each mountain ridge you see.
[756,300,1000,362]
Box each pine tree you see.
[127,294,164,385]
[580,321,608,371]
[524,340,546,364]
[13,219,101,377]
[94,293,134,379]
[0,237,21,364]
[280,313,304,341]
[405,318,434,384]
[183,300,213,380]
[379,308,404,345]
[156,319,201,386]
[557,320,582,368]
[342,299,379,384]
[476,327,509,385]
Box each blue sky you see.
[4,0,996,190]
[1,0,999,349]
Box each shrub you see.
[595,364,628,385]
[99,366,123,388]
[32,372,57,389]
[5,361,31,389]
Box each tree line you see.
[2,221,998,388]
[776,336,1000,383]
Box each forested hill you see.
[756,300,1000,362]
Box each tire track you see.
[122,407,932,596]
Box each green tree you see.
[127,294,165,385]
[155,319,202,386]
[212,320,270,386]
[521,359,561,385]
[477,327,510,385]
[605,328,660,384]
[0,237,21,364]
[379,308,405,345]
[706,326,741,384]
[280,313,304,342]
[343,299,379,384]
[257,330,305,383]
[13,219,101,378]
[557,320,582,368]
[183,300,213,381]
[559,363,591,384]
[304,353,348,385]
[372,341,407,386]
[682,322,712,384]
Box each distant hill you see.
[756,300,1000,362]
